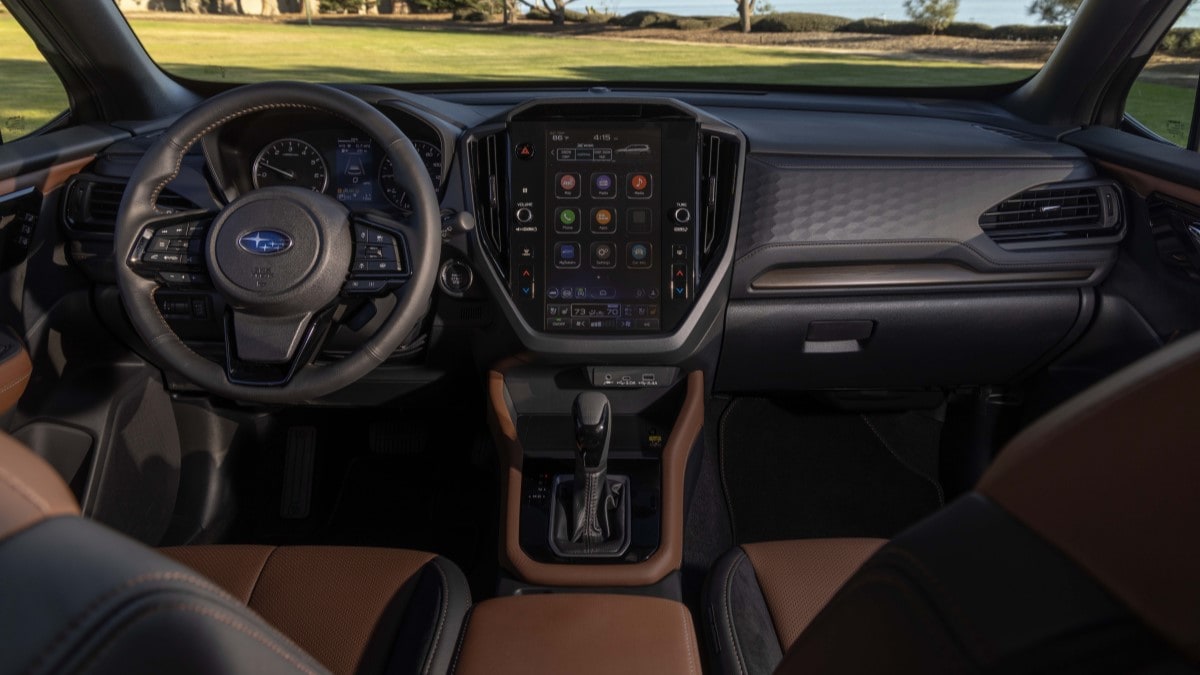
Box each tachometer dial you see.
[380,140,444,210]
[252,138,328,193]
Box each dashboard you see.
[58,86,1127,395]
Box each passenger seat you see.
[706,331,1200,674]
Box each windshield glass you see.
[109,1,1080,89]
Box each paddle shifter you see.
[549,391,631,558]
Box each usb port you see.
[641,373,657,383]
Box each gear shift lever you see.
[548,391,631,557]
[574,391,611,470]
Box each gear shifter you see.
[549,392,631,557]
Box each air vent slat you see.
[63,178,198,234]
[468,132,508,277]
[979,181,1123,248]
[700,131,739,269]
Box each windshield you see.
[111,1,1073,90]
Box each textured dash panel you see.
[736,156,1091,256]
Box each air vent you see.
[467,133,507,275]
[979,181,1123,248]
[63,177,197,234]
[700,131,740,270]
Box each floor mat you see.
[719,398,943,543]
[228,406,497,598]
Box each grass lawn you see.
[2,14,1040,138]
[1127,80,1196,146]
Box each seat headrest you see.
[0,432,79,543]
[979,331,1200,662]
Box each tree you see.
[734,0,754,33]
[902,0,958,35]
[518,0,578,25]
[1026,0,1081,24]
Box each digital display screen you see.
[542,126,663,332]
[334,137,375,203]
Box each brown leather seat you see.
[0,433,469,675]
[706,331,1200,674]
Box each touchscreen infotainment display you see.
[540,125,663,331]
[505,117,698,335]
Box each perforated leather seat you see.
[706,331,1200,674]
[0,434,469,675]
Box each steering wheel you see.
[114,82,440,404]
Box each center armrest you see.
[453,593,701,675]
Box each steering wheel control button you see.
[591,208,617,234]
[555,208,580,234]
[555,172,581,199]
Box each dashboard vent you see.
[468,133,508,274]
[700,131,740,270]
[979,181,1123,247]
[63,177,197,234]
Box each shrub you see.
[1160,28,1200,56]
[749,12,852,33]
[903,0,959,35]
[524,7,585,21]
[611,10,677,27]
[580,11,613,24]
[452,6,490,20]
[656,15,734,30]
[941,22,991,39]
[987,24,1065,41]
[837,18,928,35]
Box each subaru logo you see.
[238,230,292,255]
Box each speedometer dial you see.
[252,138,328,193]
[380,140,444,211]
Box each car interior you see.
[0,0,1199,672]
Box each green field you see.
[0,14,1190,144]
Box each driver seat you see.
[0,434,469,675]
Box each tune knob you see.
[673,207,692,224]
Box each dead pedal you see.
[280,426,316,519]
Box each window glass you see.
[1127,1,1200,147]
[0,8,69,142]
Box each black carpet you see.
[720,398,943,543]
[228,405,497,598]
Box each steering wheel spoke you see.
[127,209,216,288]
[223,309,333,387]
[344,212,413,296]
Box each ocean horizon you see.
[598,0,1199,28]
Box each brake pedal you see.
[280,427,316,519]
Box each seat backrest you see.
[0,434,331,675]
[775,331,1200,674]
